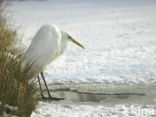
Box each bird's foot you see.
[41,95,65,101]
[48,96,65,101]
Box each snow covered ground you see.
[31,102,156,117]
[8,0,156,84]
[6,0,156,116]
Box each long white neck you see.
[60,38,68,55]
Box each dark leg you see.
[37,75,44,98]
[40,72,52,98]
[40,72,65,100]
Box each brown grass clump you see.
[0,2,37,117]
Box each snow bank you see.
[31,101,156,117]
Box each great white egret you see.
[22,24,85,99]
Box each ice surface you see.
[6,0,156,116]
[7,0,156,84]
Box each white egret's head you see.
[61,30,85,49]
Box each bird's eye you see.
[68,36,72,39]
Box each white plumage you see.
[22,24,85,76]
[22,24,85,99]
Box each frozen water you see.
[6,0,156,116]
[7,0,156,84]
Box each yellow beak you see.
[71,38,85,49]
